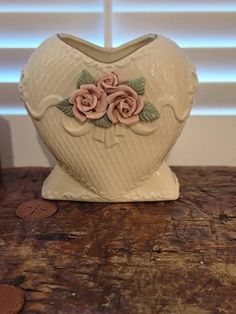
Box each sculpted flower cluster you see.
[69,72,144,125]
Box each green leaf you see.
[56,98,74,117]
[76,69,95,88]
[92,114,112,128]
[127,77,145,95]
[139,103,160,122]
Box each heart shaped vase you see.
[19,34,197,202]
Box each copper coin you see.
[0,284,24,314]
[15,199,57,220]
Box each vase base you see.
[42,162,179,202]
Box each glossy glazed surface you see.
[19,34,197,201]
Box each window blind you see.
[113,0,236,115]
[0,0,104,115]
[0,0,235,166]
[2,0,235,115]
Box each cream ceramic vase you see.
[19,33,197,202]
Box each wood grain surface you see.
[0,167,236,314]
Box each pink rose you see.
[69,84,107,122]
[97,72,119,93]
[106,85,144,125]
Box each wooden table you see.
[0,167,236,314]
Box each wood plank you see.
[0,167,236,313]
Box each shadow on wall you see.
[0,116,56,168]
[36,132,56,167]
[0,117,14,167]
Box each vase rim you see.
[57,33,158,64]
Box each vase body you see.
[19,34,197,202]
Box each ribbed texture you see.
[19,35,196,200]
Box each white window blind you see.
[113,0,236,116]
[0,0,104,116]
[0,0,235,166]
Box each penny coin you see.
[0,284,24,314]
[15,199,57,220]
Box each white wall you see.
[1,115,235,167]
